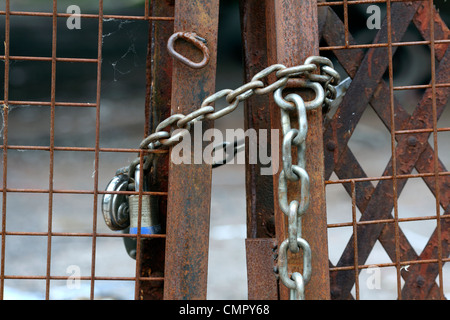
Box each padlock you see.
[102,173,130,231]
[128,164,162,236]
[101,158,162,260]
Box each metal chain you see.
[134,56,340,300]
[274,56,340,300]
[138,56,339,152]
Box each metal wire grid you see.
[319,0,449,299]
[1,0,449,301]
[0,0,173,300]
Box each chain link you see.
[134,55,340,300]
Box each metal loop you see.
[288,200,300,253]
[282,129,303,182]
[278,166,310,216]
[321,65,340,85]
[151,114,192,149]
[160,128,191,147]
[282,129,306,181]
[282,129,298,181]
[274,86,295,112]
[205,99,240,120]
[202,89,241,121]
[167,32,210,69]
[304,55,333,69]
[128,157,140,179]
[278,237,312,290]
[274,81,324,111]
[176,106,215,128]
[143,153,154,171]
[128,153,154,179]
[275,63,316,78]
[201,89,233,108]
[280,106,307,170]
[285,93,308,144]
[251,64,289,95]
[303,81,325,110]
[139,131,170,149]
[226,80,264,104]
[325,83,337,99]
[290,272,305,300]
[254,76,289,95]
[155,114,186,132]
[306,73,331,84]
[280,108,292,138]
[251,64,286,82]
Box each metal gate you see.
[0,0,448,300]
[320,0,449,300]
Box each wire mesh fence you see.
[319,0,449,299]
[0,0,448,300]
[0,0,173,300]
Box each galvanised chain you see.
[138,56,339,152]
[134,56,340,299]
[273,57,340,300]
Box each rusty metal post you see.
[239,0,275,240]
[138,0,174,300]
[265,0,330,300]
[163,0,219,300]
[239,0,279,300]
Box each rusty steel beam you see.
[163,0,219,300]
[239,0,278,300]
[245,238,278,300]
[239,0,275,240]
[138,0,174,300]
[413,2,449,62]
[265,0,330,300]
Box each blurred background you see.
[0,0,448,299]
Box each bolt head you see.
[407,136,417,146]
[327,141,336,151]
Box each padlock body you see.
[128,194,161,235]
[102,174,130,230]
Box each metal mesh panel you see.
[0,0,172,300]
[319,0,449,299]
[1,0,448,301]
